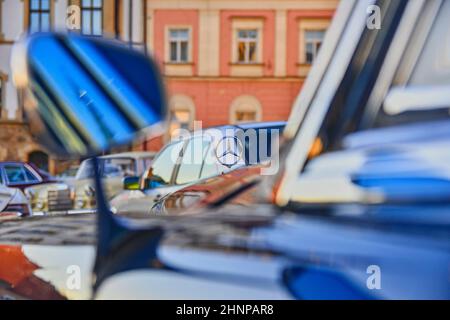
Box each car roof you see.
[99,151,157,160]
[0,161,28,165]
[203,121,286,132]
[235,121,286,131]
[172,121,287,141]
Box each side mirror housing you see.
[142,177,155,190]
[123,176,140,190]
[11,32,167,157]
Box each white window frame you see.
[232,19,264,65]
[298,19,330,65]
[305,30,326,65]
[236,29,258,64]
[80,0,103,36]
[28,0,52,33]
[166,26,192,64]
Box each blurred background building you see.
[0,0,338,173]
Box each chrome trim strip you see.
[277,0,376,206]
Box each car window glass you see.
[200,144,219,179]
[4,165,27,184]
[176,137,210,185]
[143,158,154,171]
[150,141,184,186]
[75,160,94,179]
[76,158,136,179]
[24,167,40,182]
[103,158,136,177]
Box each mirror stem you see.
[91,155,124,295]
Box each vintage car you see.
[0,161,56,190]
[25,152,156,214]
[109,122,284,216]
[1,0,449,300]
[151,121,450,215]
[71,152,156,212]
[0,183,31,218]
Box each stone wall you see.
[0,120,77,175]
[0,121,44,161]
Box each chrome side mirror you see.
[123,176,140,190]
[11,32,167,157]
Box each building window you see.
[168,95,196,138]
[235,110,257,123]
[169,29,190,63]
[305,30,325,64]
[237,29,258,64]
[172,109,192,130]
[29,0,51,32]
[230,95,262,124]
[81,0,103,36]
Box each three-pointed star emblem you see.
[215,136,244,167]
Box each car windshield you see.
[58,167,78,178]
[76,157,137,179]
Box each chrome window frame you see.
[278,0,370,205]
[278,0,443,206]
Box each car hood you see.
[153,165,264,216]
[0,205,448,300]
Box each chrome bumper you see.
[33,208,97,216]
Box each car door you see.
[147,136,212,206]
[111,141,186,216]
[154,136,225,214]
[0,172,13,212]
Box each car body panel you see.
[0,184,15,212]
[151,165,263,216]
[292,120,450,204]
[0,204,448,300]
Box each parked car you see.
[71,152,156,212]
[25,152,156,215]
[0,161,56,190]
[109,122,284,216]
[3,0,450,300]
[153,120,450,216]
[0,183,31,218]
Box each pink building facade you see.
[141,0,338,149]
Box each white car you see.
[0,183,31,218]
